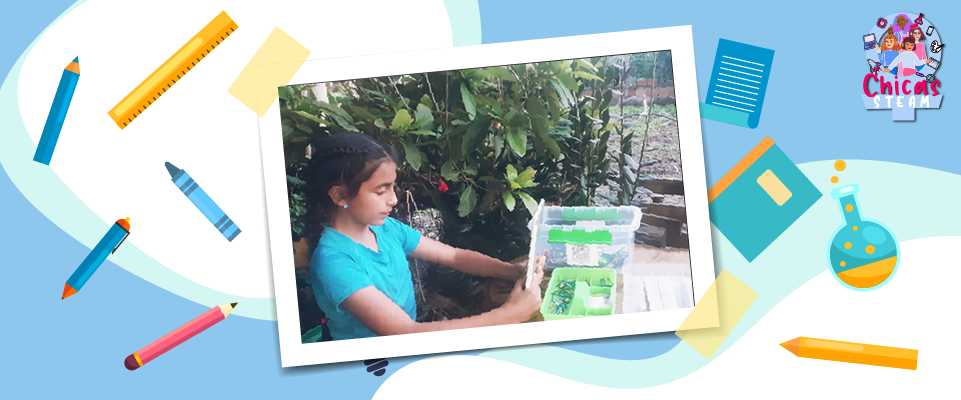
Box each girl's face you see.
[341,160,398,226]
[904,42,915,51]
[897,17,906,28]
[913,31,922,41]
[884,38,895,48]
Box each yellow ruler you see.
[108,11,238,129]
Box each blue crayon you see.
[34,57,80,165]
[165,162,242,242]
[63,218,131,299]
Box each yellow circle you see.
[866,245,875,254]
[845,204,853,212]
[831,176,839,184]
[844,242,852,249]
[835,160,846,171]
[840,261,846,267]
[853,226,858,231]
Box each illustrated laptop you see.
[863,33,877,50]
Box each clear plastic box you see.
[528,206,642,271]
[531,224,636,271]
[529,205,643,230]
[622,262,695,313]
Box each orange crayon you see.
[780,336,918,370]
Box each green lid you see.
[548,228,613,245]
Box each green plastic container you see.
[541,267,617,320]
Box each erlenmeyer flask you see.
[827,184,900,290]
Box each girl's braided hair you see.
[305,132,396,248]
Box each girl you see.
[308,132,545,341]
[896,37,920,76]
[876,34,901,75]
[909,26,928,71]
[888,14,911,42]
[886,37,931,77]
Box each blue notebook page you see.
[701,39,775,129]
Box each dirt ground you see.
[595,103,685,208]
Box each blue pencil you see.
[165,162,242,242]
[63,218,131,299]
[34,57,80,165]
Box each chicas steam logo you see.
[862,12,943,121]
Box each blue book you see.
[708,137,821,262]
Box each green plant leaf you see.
[408,130,439,137]
[516,167,536,185]
[508,112,530,129]
[295,123,313,134]
[347,105,377,122]
[401,138,422,170]
[526,97,548,120]
[293,111,331,125]
[502,192,516,211]
[460,83,476,121]
[516,192,538,216]
[392,109,412,132]
[557,71,579,91]
[461,116,488,155]
[574,59,598,72]
[506,129,527,157]
[505,164,518,181]
[412,103,433,129]
[312,100,353,122]
[374,118,387,130]
[485,66,518,82]
[493,135,504,158]
[301,325,326,344]
[441,161,457,181]
[420,94,434,110]
[457,186,477,217]
[572,71,602,81]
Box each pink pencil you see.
[125,303,237,370]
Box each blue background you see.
[2,1,957,398]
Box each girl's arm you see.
[340,257,545,336]
[410,236,524,281]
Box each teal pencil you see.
[34,57,80,165]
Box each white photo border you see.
[258,25,718,367]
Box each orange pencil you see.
[780,336,918,370]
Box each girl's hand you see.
[504,255,531,281]
[504,256,545,322]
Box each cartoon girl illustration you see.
[887,14,911,42]
[909,26,928,69]
[876,34,902,74]
[885,37,931,76]
[897,37,920,76]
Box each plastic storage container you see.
[533,224,637,271]
[530,205,643,230]
[622,262,694,313]
[541,267,617,320]
[528,205,642,272]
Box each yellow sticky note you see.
[676,269,758,359]
[757,169,792,206]
[228,27,311,116]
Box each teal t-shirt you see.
[309,217,422,340]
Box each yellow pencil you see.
[780,336,918,370]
